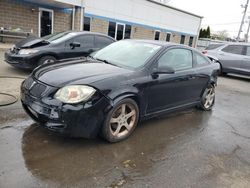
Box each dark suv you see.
[5,31,115,70]
[203,43,250,76]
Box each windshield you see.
[92,40,162,69]
[42,31,75,43]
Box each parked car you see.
[203,43,250,76]
[21,40,220,142]
[4,31,115,70]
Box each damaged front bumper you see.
[20,78,111,138]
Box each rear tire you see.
[102,98,139,143]
[38,56,56,66]
[198,84,215,111]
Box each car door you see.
[242,46,250,74]
[64,34,95,59]
[219,45,244,72]
[146,48,198,114]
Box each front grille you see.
[24,77,34,89]
[24,77,48,98]
[30,83,47,97]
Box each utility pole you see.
[237,0,249,41]
[246,17,250,42]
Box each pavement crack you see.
[231,131,250,140]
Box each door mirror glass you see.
[70,42,81,49]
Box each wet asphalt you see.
[0,51,250,188]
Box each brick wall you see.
[54,10,72,33]
[159,32,166,41]
[90,18,109,34]
[0,0,38,35]
[131,26,154,40]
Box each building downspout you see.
[195,18,202,48]
[72,7,75,30]
[80,0,84,31]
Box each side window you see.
[194,52,210,67]
[158,48,193,71]
[74,35,94,48]
[95,36,114,49]
[245,46,250,56]
[221,45,244,55]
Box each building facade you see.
[0,0,202,47]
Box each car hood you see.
[15,36,49,48]
[33,60,133,88]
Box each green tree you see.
[206,26,211,38]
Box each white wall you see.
[84,0,202,36]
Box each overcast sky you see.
[169,0,248,38]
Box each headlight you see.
[19,49,39,55]
[54,85,96,104]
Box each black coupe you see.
[5,31,115,70]
[21,40,220,142]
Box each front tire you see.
[198,84,215,111]
[102,98,139,143]
[38,56,56,66]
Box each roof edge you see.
[147,0,203,19]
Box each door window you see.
[180,35,185,44]
[221,45,244,55]
[194,52,210,67]
[245,46,250,56]
[166,33,171,42]
[39,9,53,37]
[158,48,193,71]
[116,24,125,40]
[74,35,94,48]
[95,36,114,48]
[154,31,160,40]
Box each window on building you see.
[108,22,131,40]
[108,21,116,38]
[188,36,194,47]
[158,48,193,71]
[180,35,185,44]
[166,33,171,42]
[125,25,132,39]
[221,45,244,55]
[155,31,160,40]
[83,17,91,31]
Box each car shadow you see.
[21,108,213,187]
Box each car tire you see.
[102,98,139,143]
[38,56,56,66]
[198,84,215,111]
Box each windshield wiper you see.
[95,58,118,67]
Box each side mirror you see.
[70,42,81,49]
[151,66,175,78]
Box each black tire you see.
[38,56,56,66]
[198,84,215,111]
[102,98,139,143]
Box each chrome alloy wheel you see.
[203,87,215,109]
[109,103,137,138]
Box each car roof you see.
[127,39,196,50]
[67,31,116,40]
